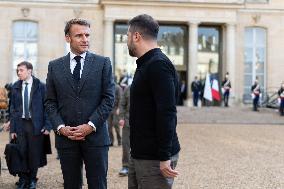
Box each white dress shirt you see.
[70,51,86,78]
[57,51,96,133]
[22,76,33,118]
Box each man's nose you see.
[82,35,88,42]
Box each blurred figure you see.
[221,72,231,107]
[178,80,186,106]
[278,82,284,116]
[118,85,131,176]
[108,83,122,146]
[10,61,51,189]
[251,78,261,111]
[191,76,201,107]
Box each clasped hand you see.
[59,124,93,141]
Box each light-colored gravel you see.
[1,107,284,188]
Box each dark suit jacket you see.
[10,76,51,135]
[45,51,115,148]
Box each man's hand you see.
[11,133,17,139]
[116,108,120,115]
[59,126,75,137]
[160,160,179,178]
[3,121,10,131]
[68,124,93,141]
[118,119,125,127]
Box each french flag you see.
[211,79,221,101]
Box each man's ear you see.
[65,35,71,43]
[134,32,142,42]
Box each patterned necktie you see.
[24,82,29,119]
[73,56,82,81]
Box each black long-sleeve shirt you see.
[129,48,180,161]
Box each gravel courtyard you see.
[0,107,284,189]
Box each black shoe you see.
[17,182,28,189]
[29,180,37,189]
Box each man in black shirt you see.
[127,14,180,189]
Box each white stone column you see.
[186,21,199,105]
[103,18,114,64]
[226,23,236,99]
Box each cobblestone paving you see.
[0,107,283,189]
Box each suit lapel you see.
[30,77,39,106]
[78,51,93,93]
[62,53,76,91]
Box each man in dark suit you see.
[10,61,51,189]
[45,18,115,189]
[191,76,200,107]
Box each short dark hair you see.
[128,14,159,40]
[64,18,90,36]
[17,61,33,70]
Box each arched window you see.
[12,21,38,81]
[243,27,266,102]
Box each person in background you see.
[108,83,122,146]
[221,72,231,107]
[10,61,51,189]
[251,77,261,111]
[278,82,284,116]
[191,76,201,107]
[118,84,131,176]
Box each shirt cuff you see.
[57,124,65,131]
[88,121,96,132]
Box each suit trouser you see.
[128,153,179,189]
[17,119,43,182]
[122,126,130,168]
[253,95,260,111]
[223,91,230,106]
[280,99,284,115]
[108,114,121,145]
[58,143,109,189]
[192,92,199,107]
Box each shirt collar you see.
[136,48,161,66]
[70,51,87,61]
[23,76,33,85]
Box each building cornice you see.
[0,0,100,9]
[101,0,245,9]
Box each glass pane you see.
[245,28,253,46]
[114,23,188,83]
[244,47,253,62]
[198,27,220,80]
[26,43,38,58]
[158,26,186,66]
[256,75,264,88]
[244,74,253,86]
[255,28,266,47]
[114,24,136,83]
[26,22,38,39]
[13,22,25,39]
[243,27,266,102]
[244,62,252,73]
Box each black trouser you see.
[223,91,230,107]
[58,144,109,189]
[17,119,43,183]
[193,92,199,107]
[280,99,284,116]
[253,95,260,111]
